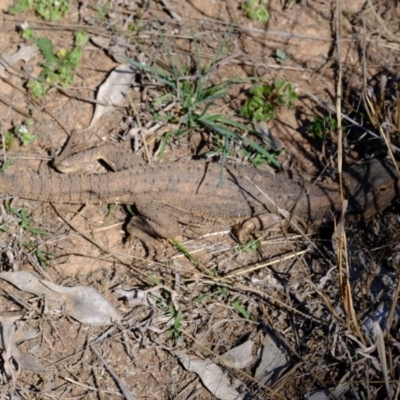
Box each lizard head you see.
[344,158,400,219]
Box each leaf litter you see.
[0,271,121,325]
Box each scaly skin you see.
[0,144,398,249]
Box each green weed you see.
[19,242,54,269]
[1,131,15,151]
[15,124,38,146]
[35,247,55,269]
[128,31,280,167]
[9,0,71,21]
[309,115,338,141]
[167,305,183,344]
[88,1,112,24]
[1,203,52,267]
[231,296,258,321]
[242,0,269,23]
[104,203,117,224]
[239,239,260,253]
[0,159,13,173]
[26,31,88,98]
[275,48,289,64]
[4,202,51,236]
[19,23,36,40]
[241,80,297,123]
[193,286,229,303]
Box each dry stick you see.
[387,278,400,333]
[334,0,365,343]
[0,95,31,119]
[0,121,8,170]
[367,0,400,44]
[224,250,307,278]
[62,377,123,397]
[90,343,136,400]
[226,280,343,325]
[159,0,182,21]
[335,0,345,307]
[360,19,400,342]
[374,322,393,399]
[126,93,152,166]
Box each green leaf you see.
[37,38,58,64]
[74,31,89,47]
[8,0,33,14]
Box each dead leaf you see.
[0,312,46,375]
[0,44,38,77]
[90,63,137,127]
[220,340,255,369]
[255,333,290,386]
[0,271,121,326]
[176,351,244,400]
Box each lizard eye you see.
[378,185,389,192]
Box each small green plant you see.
[9,0,71,21]
[275,48,289,64]
[104,203,117,224]
[89,1,112,23]
[4,203,51,236]
[35,247,55,269]
[170,238,204,267]
[1,131,15,151]
[128,20,143,32]
[27,31,88,97]
[167,306,183,344]
[19,242,54,269]
[241,80,297,122]
[309,115,338,141]
[19,22,36,40]
[0,160,13,173]
[239,239,260,253]
[128,29,281,167]
[231,297,257,321]
[193,286,229,303]
[242,0,269,23]
[15,124,38,146]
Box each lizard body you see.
[0,144,398,252]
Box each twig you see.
[159,0,182,21]
[90,343,136,400]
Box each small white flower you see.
[19,22,29,30]
[16,125,28,135]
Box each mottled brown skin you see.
[0,143,399,255]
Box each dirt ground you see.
[0,0,400,399]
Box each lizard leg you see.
[236,214,281,242]
[53,140,134,173]
[127,195,181,258]
[237,213,309,242]
[126,217,165,258]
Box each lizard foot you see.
[236,214,281,243]
[237,213,310,242]
[126,217,165,259]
